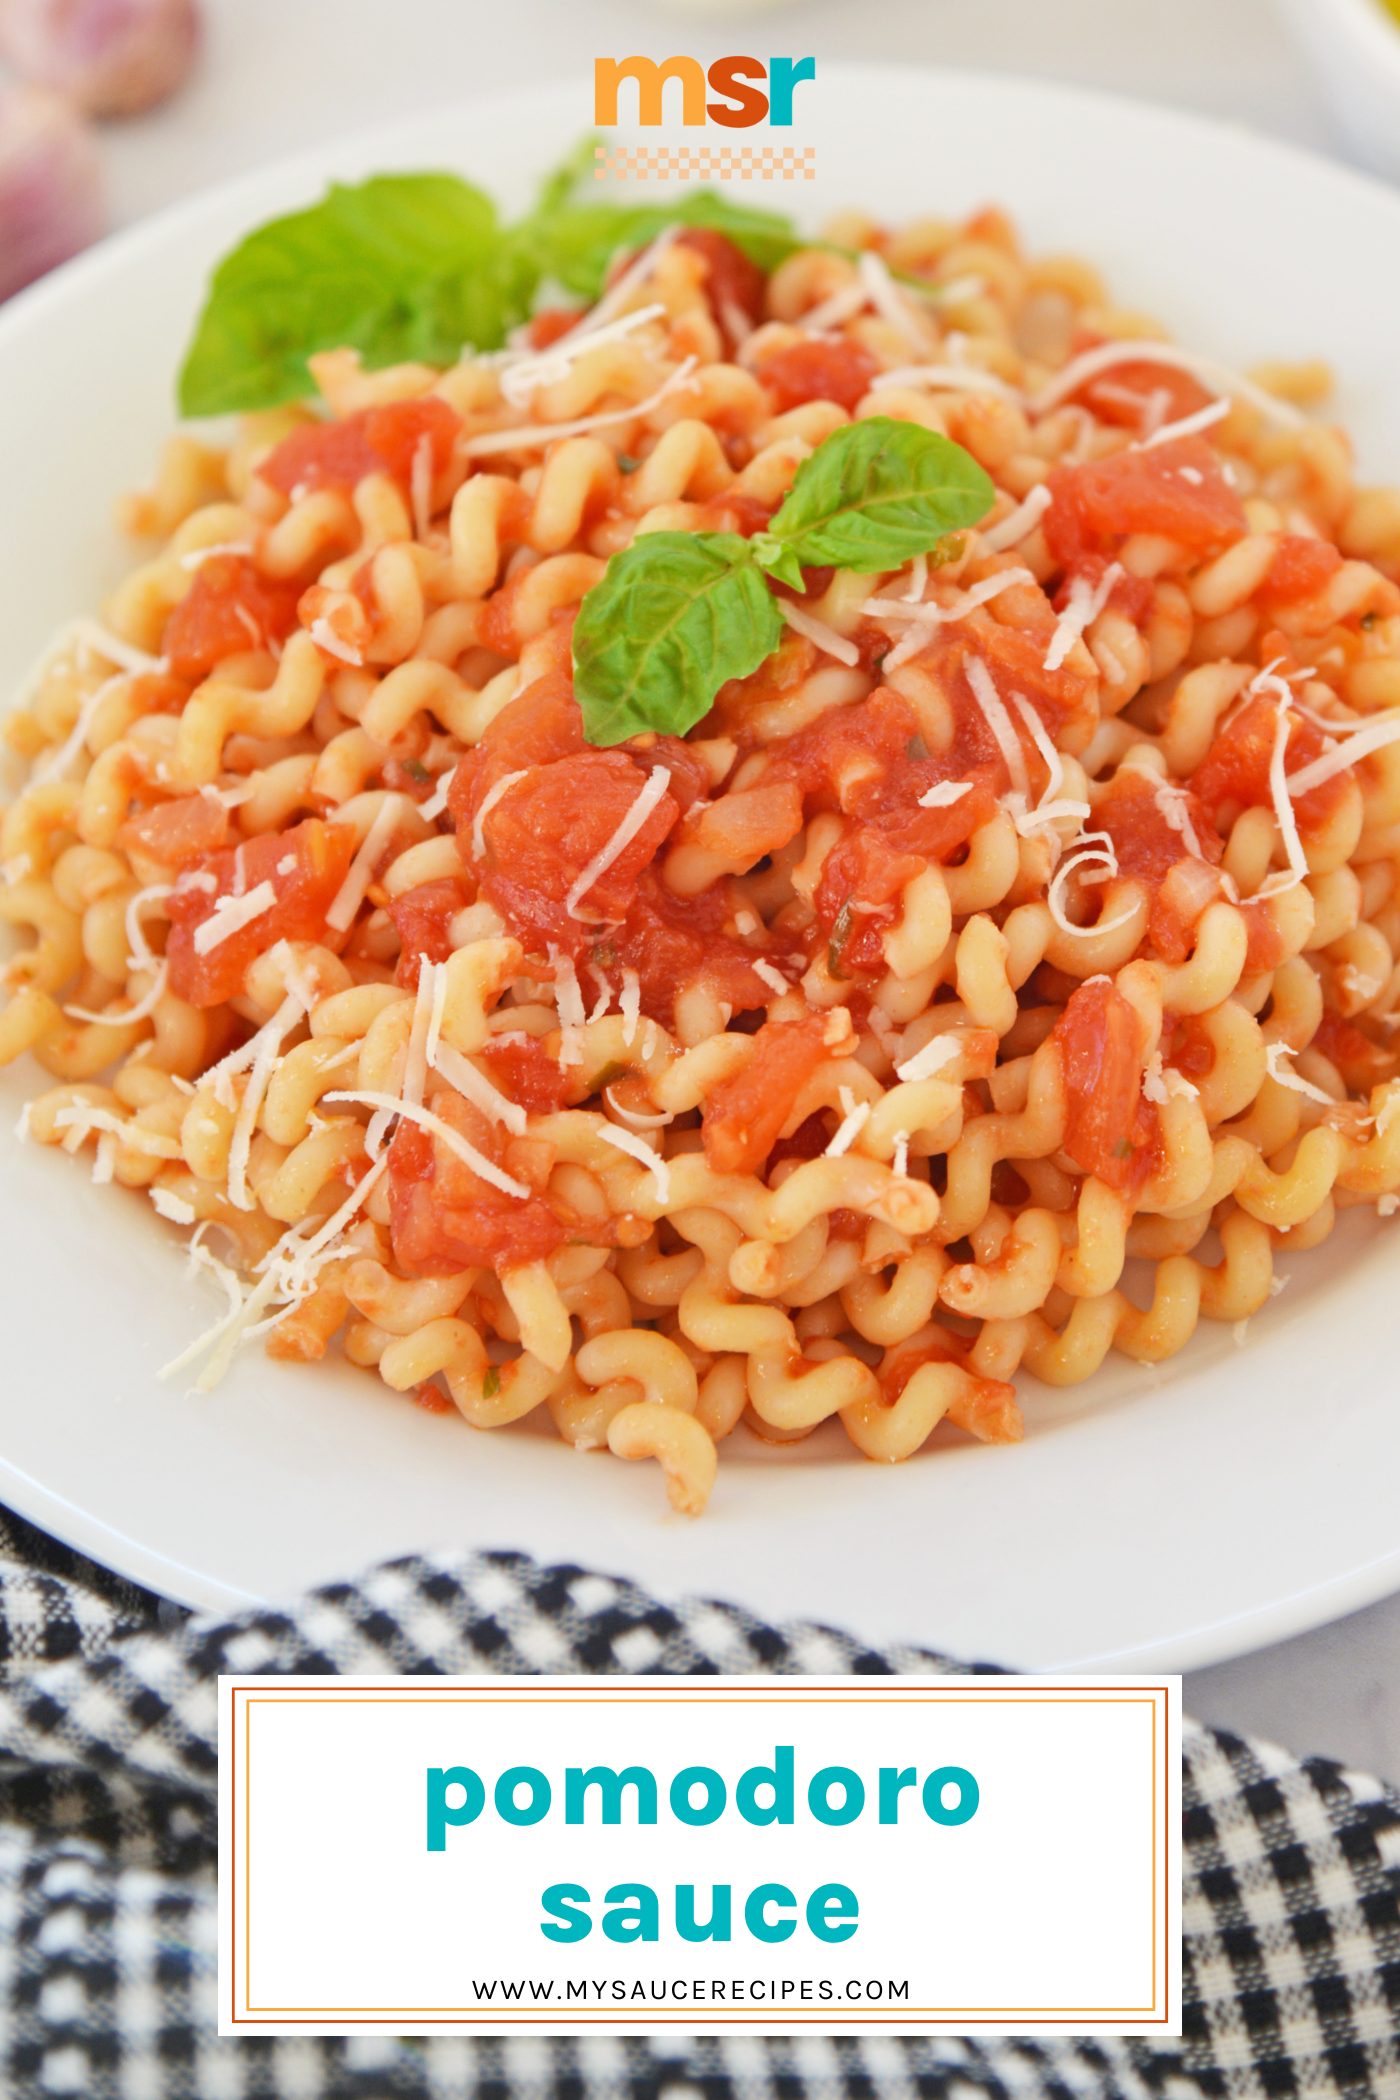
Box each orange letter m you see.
[595,56,707,127]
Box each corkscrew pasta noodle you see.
[7,207,1400,1513]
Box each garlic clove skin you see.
[0,0,201,120]
[0,84,104,302]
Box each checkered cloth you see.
[0,1506,1397,2100]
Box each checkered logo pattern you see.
[0,1501,1396,2098]
[594,142,816,183]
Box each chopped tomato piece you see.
[257,397,462,498]
[166,818,356,1008]
[387,1090,565,1277]
[753,337,878,413]
[473,751,682,930]
[387,877,471,987]
[1049,979,1160,1194]
[162,556,301,681]
[702,1013,831,1177]
[1075,358,1214,431]
[527,306,583,350]
[480,1034,571,1115]
[674,227,767,349]
[119,793,231,869]
[1259,535,1344,608]
[1311,1011,1397,1091]
[1045,436,1247,570]
[1189,690,1343,830]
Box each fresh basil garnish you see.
[178,145,800,419]
[573,533,782,748]
[573,421,994,746]
[753,418,996,584]
[179,174,532,417]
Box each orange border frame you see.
[226,1681,1172,2028]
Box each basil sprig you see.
[573,420,995,747]
[178,146,799,418]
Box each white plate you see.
[3,66,1399,1671]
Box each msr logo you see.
[594,55,816,129]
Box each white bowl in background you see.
[1278,0,1400,181]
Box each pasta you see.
[6,202,1400,1517]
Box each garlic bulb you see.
[0,0,200,119]
[0,84,103,301]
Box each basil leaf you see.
[758,417,996,577]
[516,144,798,299]
[573,532,781,747]
[179,174,530,417]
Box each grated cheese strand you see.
[500,302,667,406]
[964,655,1028,801]
[1140,397,1231,450]
[565,765,672,918]
[871,362,1019,402]
[1264,1041,1338,1107]
[325,798,403,932]
[1031,339,1307,427]
[778,599,860,666]
[192,880,277,956]
[1044,562,1122,672]
[470,769,528,859]
[1268,701,1311,885]
[982,484,1052,553]
[65,961,169,1028]
[824,1097,872,1157]
[227,991,306,1210]
[323,1091,531,1199]
[895,1034,960,1084]
[464,357,700,460]
[598,1124,671,1202]
[1287,713,1400,798]
[918,780,974,809]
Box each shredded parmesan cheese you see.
[982,484,1052,553]
[323,1090,530,1198]
[620,968,641,1047]
[500,302,667,406]
[598,1124,671,1201]
[227,991,306,1209]
[1046,832,1139,939]
[895,1034,960,1083]
[149,1186,197,1225]
[778,599,860,666]
[1264,1041,1337,1106]
[1267,700,1311,886]
[65,961,169,1027]
[565,765,671,918]
[1045,563,1122,672]
[871,362,1018,401]
[430,1039,528,1137]
[918,780,974,808]
[463,357,700,460]
[1031,340,1307,427]
[1140,397,1231,449]
[307,617,363,667]
[824,1095,872,1157]
[1287,713,1400,797]
[325,799,402,932]
[964,655,1029,801]
[418,763,458,823]
[752,959,791,998]
[192,879,277,956]
[552,951,587,1067]
[891,1131,910,1179]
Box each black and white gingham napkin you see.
[0,1504,1396,2099]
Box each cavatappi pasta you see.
[6,207,1400,1516]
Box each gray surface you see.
[23,0,1396,1776]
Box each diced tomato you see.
[1094,772,1225,963]
[1045,436,1247,570]
[480,1034,571,1115]
[1075,358,1214,432]
[1311,1011,1396,1091]
[753,337,878,413]
[1189,690,1344,830]
[118,793,231,869]
[387,1090,565,1277]
[166,818,356,1007]
[911,604,1100,751]
[527,306,583,350]
[381,756,441,804]
[702,1013,832,1177]
[161,556,301,681]
[1049,978,1160,1195]
[816,831,931,978]
[257,397,462,498]
[475,751,682,931]
[387,877,471,987]
[674,227,767,349]
[1259,535,1344,608]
